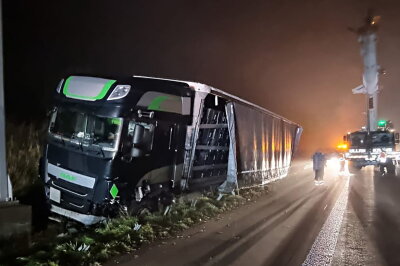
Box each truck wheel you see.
[348,161,361,173]
[387,160,396,175]
[159,192,174,207]
[128,198,157,217]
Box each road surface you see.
[107,160,400,266]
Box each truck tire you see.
[387,159,396,175]
[348,161,361,173]
[128,198,157,217]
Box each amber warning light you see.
[337,143,348,150]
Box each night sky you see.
[3,0,400,154]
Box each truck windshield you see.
[49,108,122,150]
[350,131,393,147]
[371,132,393,145]
[350,132,367,146]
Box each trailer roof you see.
[133,75,300,127]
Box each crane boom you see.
[352,14,381,131]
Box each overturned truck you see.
[40,76,302,225]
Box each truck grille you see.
[48,173,94,213]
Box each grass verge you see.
[10,188,268,266]
[6,122,42,197]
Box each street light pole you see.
[0,2,31,253]
[0,0,10,202]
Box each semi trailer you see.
[40,75,302,225]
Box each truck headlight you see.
[107,85,131,100]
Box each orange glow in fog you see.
[336,143,348,150]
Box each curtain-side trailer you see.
[40,75,302,225]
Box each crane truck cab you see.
[343,121,400,172]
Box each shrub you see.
[6,122,42,196]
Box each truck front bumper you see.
[346,152,400,166]
[51,205,105,226]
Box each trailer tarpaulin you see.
[233,102,300,187]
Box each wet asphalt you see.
[332,166,400,266]
[107,160,400,266]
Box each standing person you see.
[378,151,388,175]
[312,151,326,185]
[339,153,346,175]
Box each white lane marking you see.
[302,176,350,266]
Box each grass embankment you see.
[12,188,268,266]
[5,123,50,232]
[6,122,42,197]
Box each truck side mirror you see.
[395,133,400,144]
[131,147,144,158]
[343,135,347,142]
[121,138,133,162]
[122,123,147,161]
[132,125,145,145]
[130,125,146,158]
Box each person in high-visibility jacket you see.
[379,151,388,175]
[339,154,346,175]
[312,151,326,185]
